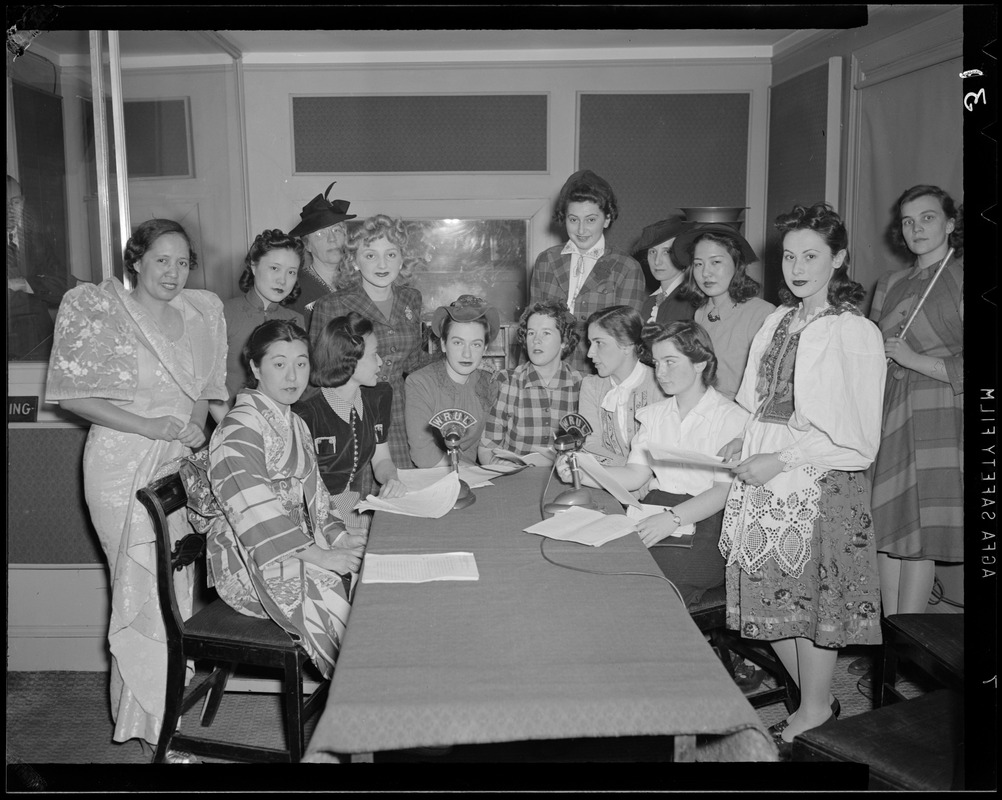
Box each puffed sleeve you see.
[45,282,139,402]
[186,289,229,403]
[783,313,887,471]
[208,405,314,569]
[480,368,515,452]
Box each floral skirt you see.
[725,469,883,649]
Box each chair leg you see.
[199,663,235,727]
[283,652,306,761]
[155,648,187,764]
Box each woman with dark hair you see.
[404,295,501,467]
[577,305,664,466]
[479,300,582,463]
[46,218,227,749]
[196,319,365,682]
[211,229,306,423]
[870,186,964,614]
[295,311,406,528]
[529,170,646,373]
[309,214,434,468]
[671,224,775,399]
[558,320,748,606]
[718,202,885,754]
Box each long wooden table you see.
[304,468,776,762]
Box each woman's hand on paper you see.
[733,453,784,487]
[635,511,679,547]
[717,437,743,464]
[378,478,408,499]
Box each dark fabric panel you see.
[578,93,750,273]
[8,427,104,564]
[293,94,547,173]
[764,65,830,303]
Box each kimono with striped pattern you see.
[204,388,354,678]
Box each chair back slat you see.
[136,472,200,641]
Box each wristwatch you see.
[666,508,683,528]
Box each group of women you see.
[45,171,963,760]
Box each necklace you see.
[308,262,338,291]
[322,388,361,485]
[706,302,731,322]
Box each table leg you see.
[673,734,696,762]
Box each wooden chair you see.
[688,585,798,711]
[137,471,329,763]
[876,613,964,708]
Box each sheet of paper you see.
[575,451,642,508]
[524,506,637,547]
[356,470,460,518]
[626,503,696,538]
[491,449,554,467]
[361,552,480,584]
[479,461,530,477]
[645,445,736,471]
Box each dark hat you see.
[670,222,758,269]
[631,214,695,264]
[289,181,357,238]
[431,295,501,342]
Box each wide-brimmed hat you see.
[631,214,695,265]
[431,295,501,342]
[670,222,758,268]
[289,181,357,238]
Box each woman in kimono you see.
[309,214,435,467]
[203,319,366,680]
[870,185,964,615]
[46,218,228,749]
[719,202,886,754]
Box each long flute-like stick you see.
[888,246,954,363]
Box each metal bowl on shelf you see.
[680,206,747,223]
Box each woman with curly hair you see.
[211,229,306,423]
[718,202,886,754]
[870,186,964,614]
[309,215,435,467]
[479,300,583,464]
[670,224,775,399]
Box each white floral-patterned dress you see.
[45,278,227,745]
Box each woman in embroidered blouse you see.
[201,320,366,680]
[559,321,748,606]
[295,312,407,528]
[870,185,964,617]
[211,229,305,423]
[719,202,886,751]
[309,215,433,468]
[286,182,358,330]
[670,224,775,400]
[576,305,663,466]
[479,300,583,464]
[405,295,501,468]
[45,218,227,748]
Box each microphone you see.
[542,413,601,516]
[429,409,477,510]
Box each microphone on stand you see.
[429,409,477,511]
[542,413,601,517]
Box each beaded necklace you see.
[321,387,361,487]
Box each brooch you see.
[404,306,414,321]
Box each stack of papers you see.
[524,507,637,547]
[647,445,736,471]
[361,552,480,583]
[356,470,460,518]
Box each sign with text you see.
[8,396,39,423]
